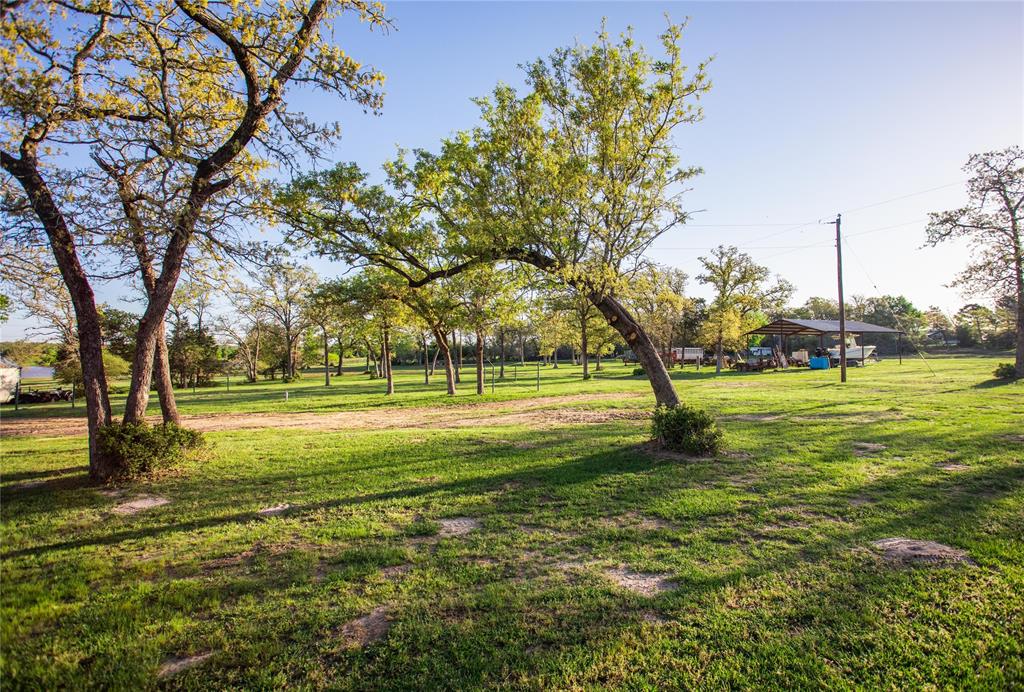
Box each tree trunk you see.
[452,332,462,383]
[581,318,589,378]
[434,328,456,395]
[152,322,180,423]
[322,326,330,386]
[552,347,559,368]
[336,329,344,376]
[475,329,485,395]
[423,334,430,384]
[431,343,440,375]
[716,337,724,375]
[2,152,122,478]
[589,293,680,407]
[520,334,526,365]
[499,328,506,378]
[383,327,394,395]
[1014,236,1024,378]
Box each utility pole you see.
[827,214,848,383]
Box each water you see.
[21,366,55,380]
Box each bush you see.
[994,363,1020,380]
[632,367,646,376]
[97,422,205,480]
[651,403,724,456]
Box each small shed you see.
[0,355,20,404]
[744,318,905,364]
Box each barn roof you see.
[744,318,903,337]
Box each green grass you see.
[1,356,1022,689]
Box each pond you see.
[21,366,55,380]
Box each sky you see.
[3,1,1022,339]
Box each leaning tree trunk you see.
[433,328,457,395]
[383,327,394,395]
[475,329,485,395]
[588,293,680,408]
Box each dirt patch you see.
[870,538,975,566]
[96,487,128,499]
[602,512,674,531]
[938,463,971,472]
[1003,434,1024,443]
[849,495,876,507]
[1,392,648,438]
[641,610,670,625]
[112,495,170,515]
[379,564,412,580]
[257,503,291,517]
[721,413,784,422]
[157,653,212,679]
[340,606,390,648]
[853,442,887,457]
[604,567,676,596]
[438,517,480,537]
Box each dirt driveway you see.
[1,393,650,438]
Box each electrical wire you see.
[842,235,937,377]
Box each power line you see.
[842,235,937,377]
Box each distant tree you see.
[257,264,318,381]
[923,306,954,345]
[626,265,692,363]
[926,146,1023,377]
[98,306,139,364]
[697,246,794,372]
[56,350,129,390]
[0,294,8,323]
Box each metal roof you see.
[744,318,904,336]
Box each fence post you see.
[71,382,75,409]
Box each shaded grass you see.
[1,356,1022,689]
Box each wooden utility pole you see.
[829,214,848,383]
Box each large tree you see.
[279,23,710,407]
[926,146,1024,377]
[1,0,387,480]
[257,263,318,380]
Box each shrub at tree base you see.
[96,422,205,481]
[632,367,646,376]
[651,404,724,456]
[994,363,1019,380]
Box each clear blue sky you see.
[4,1,1022,339]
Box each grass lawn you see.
[1,355,1022,689]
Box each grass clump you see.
[652,403,723,456]
[993,362,1019,380]
[97,421,205,480]
[632,366,646,376]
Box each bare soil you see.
[870,538,975,566]
[339,606,390,648]
[111,495,170,515]
[1,392,647,438]
[604,567,676,596]
[157,653,212,679]
[438,517,480,537]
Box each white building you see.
[0,355,20,404]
